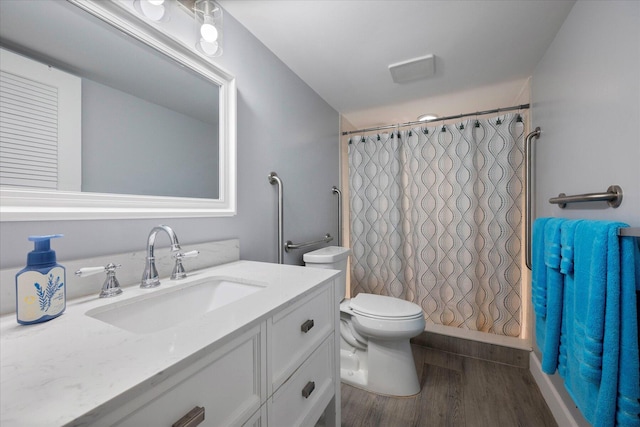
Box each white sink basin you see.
[86,277,266,334]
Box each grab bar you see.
[549,185,623,208]
[332,186,342,246]
[285,234,333,252]
[525,127,541,270]
[268,172,284,264]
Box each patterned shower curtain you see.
[349,114,525,337]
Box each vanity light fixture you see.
[132,0,168,22]
[417,114,438,122]
[194,0,223,57]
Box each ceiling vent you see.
[388,54,435,84]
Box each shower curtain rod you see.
[342,103,530,136]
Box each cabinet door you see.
[269,285,333,392]
[111,325,265,427]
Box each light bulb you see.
[137,0,165,21]
[200,17,219,43]
[418,114,438,122]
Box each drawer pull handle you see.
[172,406,205,427]
[301,319,315,333]
[302,381,316,398]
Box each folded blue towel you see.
[561,220,640,427]
[614,233,640,426]
[541,218,566,374]
[544,219,564,269]
[532,217,553,319]
[557,220,582,377]
[560,220,582,275]
[580,221,611,385]
[532,217,553,354]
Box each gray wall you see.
[0,9,340,268]
[531,1,639,424]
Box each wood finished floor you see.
[340,345,558,427]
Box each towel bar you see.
[619,227,640,237]
[549,185,623,208]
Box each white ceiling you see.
[218,0,575,130]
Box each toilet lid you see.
[349,293,423,320]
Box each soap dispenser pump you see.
[15,234,66,325]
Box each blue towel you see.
[541,218,566,374]
[580,222,611,386]
[614,234,640,426]
[532,217,553,319]
[560,220,582,275]
[561,220,640,427]
[557,219,582,377]
[532,217,553,354]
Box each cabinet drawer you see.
[269,284,333,391]
[269,335,335,427]
[112,326,265,427]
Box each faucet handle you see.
[76,263,123,298]
[174,250,199,259]
[75,266,108,277]
[171,250,199,280]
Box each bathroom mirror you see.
[0,0,236,221]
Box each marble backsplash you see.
[0,239,239,316]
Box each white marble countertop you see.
[0,261,338,426]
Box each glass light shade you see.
[132,0,167,22]
[194,0,223,57]
[197,40,220,56]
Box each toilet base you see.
[339,339,421,397]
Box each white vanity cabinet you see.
[0,261,340,427]
[101,325,266,427]
[95,278,339,427]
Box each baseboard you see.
[411,329,530,368]
[529,352,579,427]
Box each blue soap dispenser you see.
[15,234,66,325]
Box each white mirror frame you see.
[0,0,236,221]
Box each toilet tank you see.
[303,246,351,302]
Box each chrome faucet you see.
[141,225,182,288]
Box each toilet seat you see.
[349,293,423,320]
[353,310,424,321]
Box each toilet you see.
[304,246,425,397]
